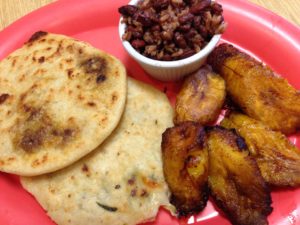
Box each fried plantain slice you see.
[161,122,209,216]
[221,112,300,187]
[207,127,272,225]
[174,66,226,125]
[207,43,300,135]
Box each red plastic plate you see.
[0,0,300,225]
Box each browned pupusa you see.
[0,31,127,176]
[21,78,174,225]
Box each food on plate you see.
[0,31,127,176]
[119,0,226,61]
[207,126,272,225]
[221,112,300,187]
[207,43,300,135]
[21,78,174,225]
[161,122,209,216]
[174,66,225,125]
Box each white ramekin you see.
[119,0,221,82]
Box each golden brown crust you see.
[174,66,226,125]
[21,78,175,225]
[0,32,127,176]
[221,112,300,187]
[207,43,300,134]
[207,43,241,73]
[207,127,272,225]
[161,122,209,216]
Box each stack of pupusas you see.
[0,32,174,225]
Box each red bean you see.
[134,11,153,27]
[184,28,197,39]
[131,39,146,48]
[151,25,161,32]
[118,5,138,17]
[178,13,194,24]
[193,16,202,28]
[132,31,143,39]
[178,23,191,32]
[162,54,172,61]
[153,0,170,11]
[211,2,223,15]
[190,0,211,15]
[180,49,196,59]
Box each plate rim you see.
[0,1,299,225]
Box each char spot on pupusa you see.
[81,57,107,84]
[13,107,78,152]
[87,102,96,107]
[0,94,10,104]
[112,93,118,102]
[82,164,89,173]
[38,56,45,63]
[27,31,48,43]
